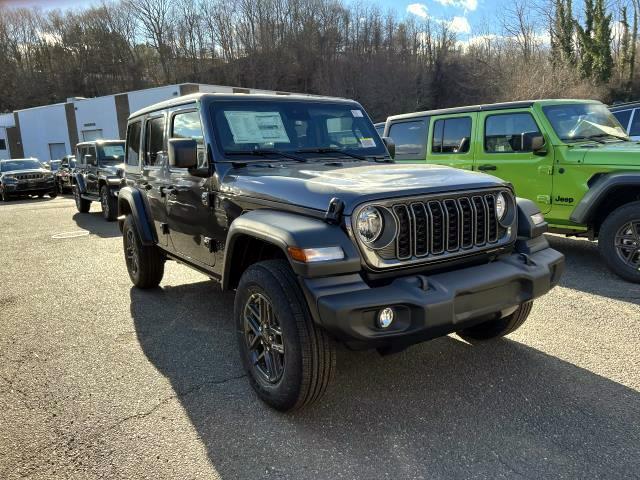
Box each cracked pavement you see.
[0,196,639,479]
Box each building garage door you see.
[48,142,66,160]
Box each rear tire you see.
[122,215,164,288]
[457,302,533,342]
[74,186,91,213]
[235,259,336,411]
[598,201,640,283]
[49,190,57,199]
[100,185,117,221]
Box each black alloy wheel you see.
[243,292,285,384]
[614,220,640,270]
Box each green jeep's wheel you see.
[599,201,640,283]
[74,186,91,213]
[122,215,165,288]
[100,185,117,221]
[235,259,336,411]
[457,301,533,342]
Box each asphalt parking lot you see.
[0,195,639,479]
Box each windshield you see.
[543,103,629,142]
[0,159,43,172]
[98,143,125,164]
[210,100,386,160]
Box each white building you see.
[0,83,292,161]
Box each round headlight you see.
[496,192,507,221]
[357,206,383,244]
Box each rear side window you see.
[86,145,97,166]
[432,117,471,154]
[612,110,632,131]
[629,109,640,136]
[388,119,428,160]
[484,113,541,153]
[126,122,142,166]
[145,116,165,166]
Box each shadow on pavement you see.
[72,212,120,239]
[130,282,640,479]
[547,234,640,305]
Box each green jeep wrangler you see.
[384,99,640,282]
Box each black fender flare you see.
[117,186,157,245]
[221,209,362,290]
[73,173,86,193]
[570,172,640,224]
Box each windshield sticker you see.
[360,137,376,148]
[224,111,290,144]
[351,110,363,118]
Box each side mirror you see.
[521,132,546,154]
[382,136,396,159]
[168,138,198,169]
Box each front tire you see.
[235,259,336,411]
[1,189,10,202]
[49,190,57,199]
[598,201,640,283]
[457,302,533,342]
[74,186,91,213]
[122,215,164,288]
[100,185,117,221]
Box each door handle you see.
[160,186,177,197]
[478,164,497,171]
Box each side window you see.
[485,113,541,153]
[388,119,428,160]
[126,121,142,166]
[432,117,472,154]
[629,109,640,136]
[612,110,632,131]
[172,110,205,168]
[326,117,366,147]
[145,115,166,166]
[86,146,97,166]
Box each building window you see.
[388,119,428,160]
[48,142,67,160]
[0,139,6,150]
[432,117,472,154]
[82,129,103,142]
[484,113,541,153]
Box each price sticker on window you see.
[351,110,364,118]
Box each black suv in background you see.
[0,158,57,201]
[73,140,125,220]
[118,93,564,411]
[56,155,76,193]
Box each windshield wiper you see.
[587,133,630,142]
[225,149,306,162]
[561,135,606,144]
[294,147,368,161]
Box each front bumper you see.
[3,180,55,194]
[302,245,564,348]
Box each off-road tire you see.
[1,190,10,202]
[598,201,640,283]
[122,215,164,288]
[457,301,533,341]
[235,259,336,411]
[100,185,117,221]
[74,186,91,213]
[49,190,57,199]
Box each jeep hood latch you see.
[325,197,345,224]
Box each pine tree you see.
[576,0,613,82]
[551,0,575,65]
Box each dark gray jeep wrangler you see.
[118,93,565,411]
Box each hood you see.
[221,162,506,214]
[577,141,640,166]
[101,163,125,176]
[1,168,50,176]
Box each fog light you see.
[377,307,394,328]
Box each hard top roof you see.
[386,98,601,122]
[75,139,124,147]
[128,92,358,119]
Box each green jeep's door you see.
[426,114,475,170]
[474,110,554,213]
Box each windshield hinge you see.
[325,197,345,224]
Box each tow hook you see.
[519,253,537,266]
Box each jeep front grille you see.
[353,189,515,269]
[16,173,44,180]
